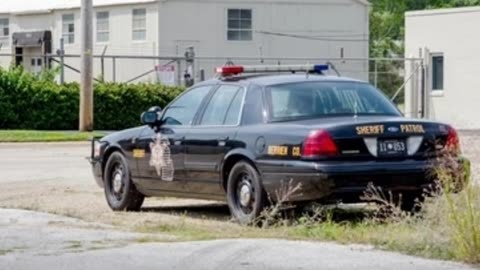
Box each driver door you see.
[134,85,213,193]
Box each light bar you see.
[215,64,329,76]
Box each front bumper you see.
[258,158,470,203]
[88,137,107,188]
[88,157,104,188]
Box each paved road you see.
[0,209,475,270]
[0,142,478,270]
[0,142,92,184]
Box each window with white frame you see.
[132,9,146,41]
[0,18,9,46]
[96,11,109,42]
[62,14,75,44]
[227,9,252,41]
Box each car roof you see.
[197,74,367,87]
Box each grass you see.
[0,130,107,142]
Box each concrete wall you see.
[158,0,369,80]
[406,7,480,130]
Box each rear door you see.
[184,84,246,195]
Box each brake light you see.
[302,130,338,158]
[446,126,461,154]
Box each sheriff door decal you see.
[149,133,174,181]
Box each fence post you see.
[176,59,181,87]
[59,38,65,84]
[112,57,116,82]
[374,59,378,88]
[184,47,195,87]
[100,45,108,82]
[422,47,431,119]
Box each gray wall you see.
[158,0,369,80]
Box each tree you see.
[369,0,480,101]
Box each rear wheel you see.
[104,152,144,211]
[400,194,423,213]
[226,161,267,224]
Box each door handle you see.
[218,136,229,141]
[218,136,229,147]
[173,136,185,146]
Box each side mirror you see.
[141,111,159,126]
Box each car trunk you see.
[299,117,451,161]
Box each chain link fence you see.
[0,51,423,109]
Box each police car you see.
[89,64,469,224]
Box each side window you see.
[200,85,242,126]
[224,88,245,125]
[242,85,265,125]
[432,54,444,91]
[162,86,211,126]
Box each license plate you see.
[378,139,407,157]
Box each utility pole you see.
[79,0,94,131]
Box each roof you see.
[406,5,480,17]
[0,0,369,15]
[0,0,157,15]
[353,0,370,6]
[200,74,365,87]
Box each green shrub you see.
[0,66,184,130]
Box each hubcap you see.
[112,168,123,194]
[239,184,252,207]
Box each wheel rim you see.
[110,163,125,201]
[235,173,256,215]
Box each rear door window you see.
[200,85,244,126]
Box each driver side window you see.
[162,86,212,126]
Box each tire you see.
[226,161,267,224]
[104,151,145,211]
[400,193,423,213]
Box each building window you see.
[62,14,75,44]
[227,9,252,41]
[432,54,444,91]
[0,18,9,46]
[132,9,146,41]
[96,11,109,42]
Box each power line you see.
[256,30,368,42]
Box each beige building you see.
[405,6,480,130]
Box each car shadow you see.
[141,202,232,221]
[141,201,372,224]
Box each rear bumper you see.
[258,158,470,203]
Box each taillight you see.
[302,130,338,158]
[446,126,461,154]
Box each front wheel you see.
[104,152,144,211]
[226,161,267,224]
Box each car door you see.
[184,84,246,195]
[134,85,213,194]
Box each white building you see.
[0,0,370,83]
[405,6,480,130]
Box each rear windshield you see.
[266,81,400,122]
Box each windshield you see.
[266,81,401,122]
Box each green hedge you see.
[0,67,184,130]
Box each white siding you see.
[406,7,480,129]
[0,0,369,83]
[50,3,159,82]
[158,0,369,79]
